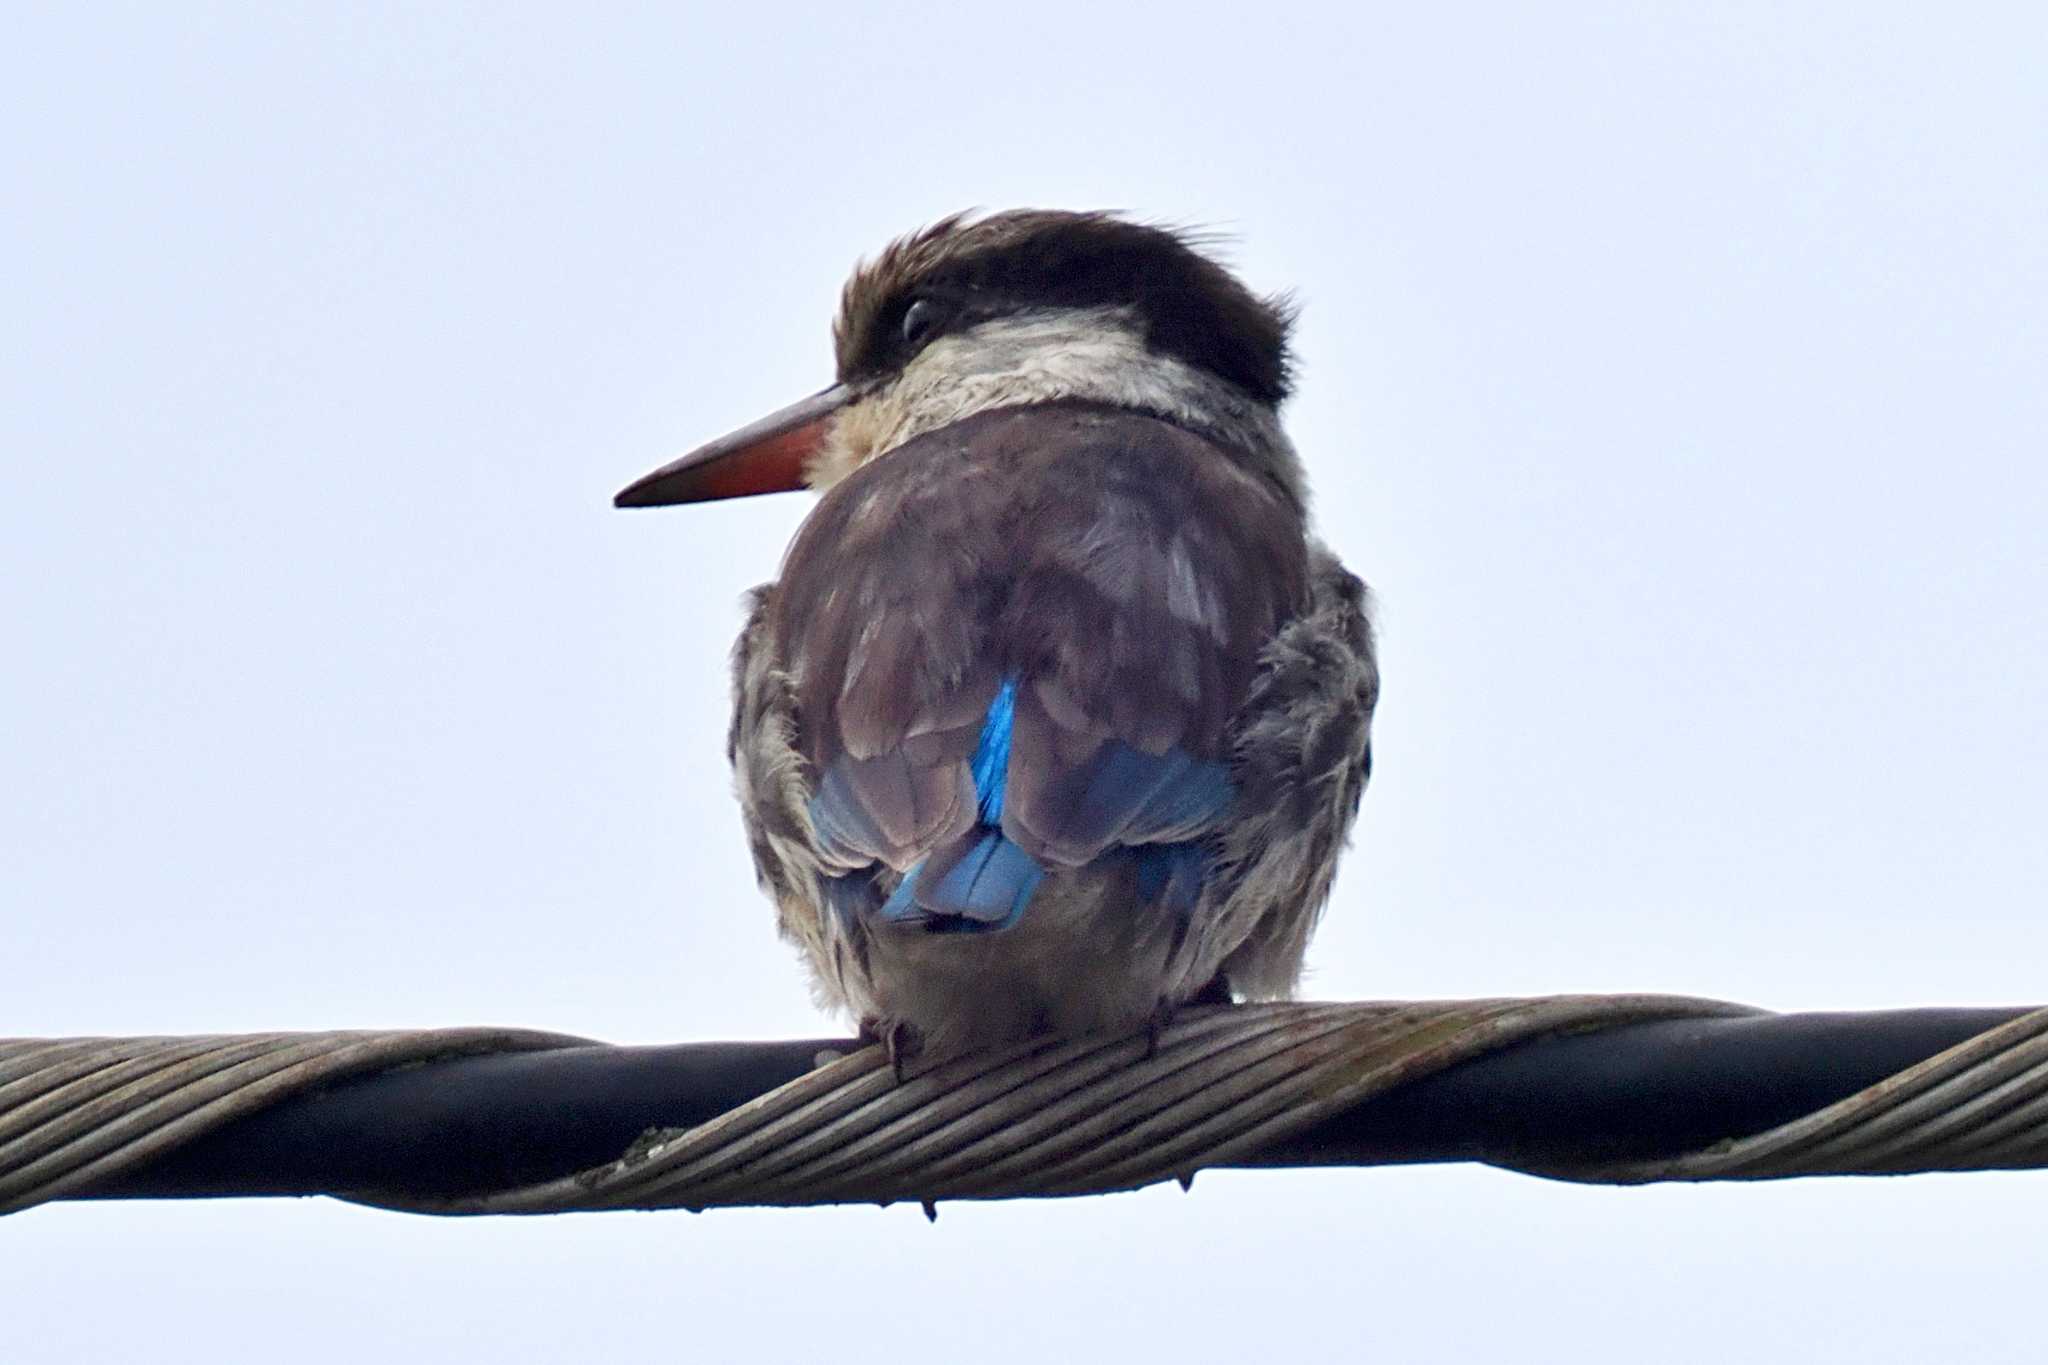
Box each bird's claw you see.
[857,1017,924,1081]
[869,1019,920,1081]
[1144,998,1178,1060]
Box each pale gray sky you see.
[5,4,2045,1361]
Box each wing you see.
[1212,548,1380,996]
[769,403,1310,926]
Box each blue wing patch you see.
[971,677,1018,823]
[1070,741,1235,847]
[880,828,1044,930]
[819,676,1232,933]
[809,760,893,866]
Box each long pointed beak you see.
[613,383,852,508]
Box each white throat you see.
[810,308,1305,503]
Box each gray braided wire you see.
[0,1028,587,1215]
[5,997,2047,1218]
[1573,1004,2048,1182]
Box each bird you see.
[616,210,1379,1064]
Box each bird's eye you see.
[900,298,941,348]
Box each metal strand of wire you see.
[1571,1006,2048,1182]
[0,1029,588,1215]
[4,997,2045,1218]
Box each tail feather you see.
[878,828,1044,930]
[866,675,1222,933]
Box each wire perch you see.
[4,996,2045,1218]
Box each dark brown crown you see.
[833,211,1297,406]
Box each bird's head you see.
[615,210,1303,509]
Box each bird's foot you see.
[886,1021,924,1081]
[859,1017,924,1081]
[1144,977,1234,1058]
[1144,998,1177,1060]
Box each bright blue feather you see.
[972,678,1018,823]
[881,828,1043,929]
[839,675,1231,932]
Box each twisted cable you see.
[0,1028,584,1215]
[5,997,2045,1218]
